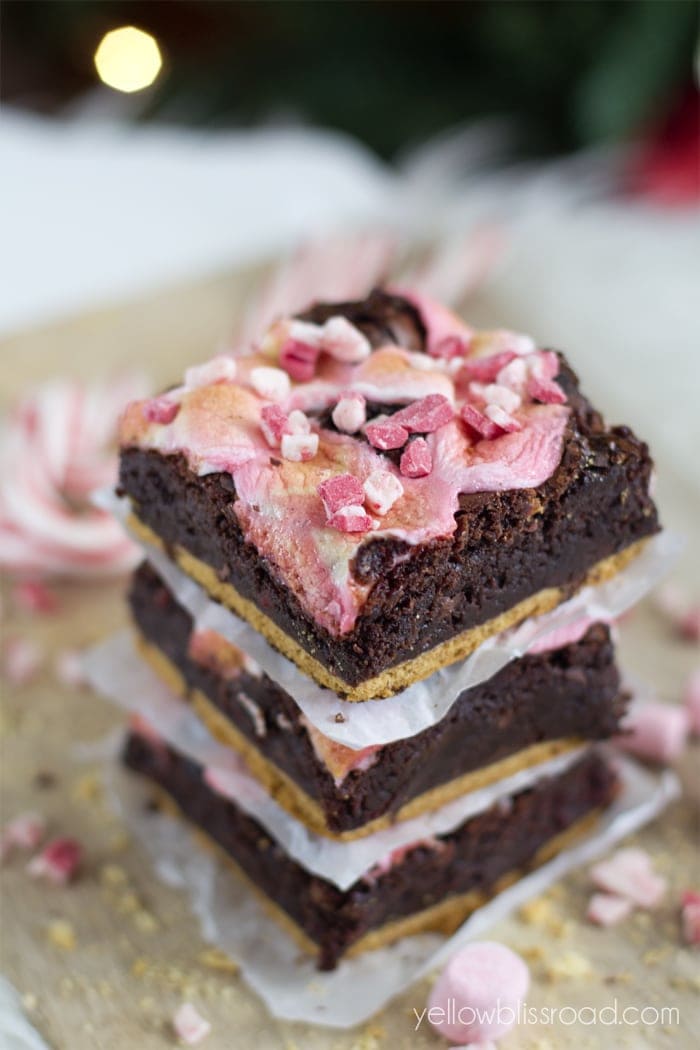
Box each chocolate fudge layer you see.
[119,290,658,699]
[123,731,618,970]
[130,561,627,837]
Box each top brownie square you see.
[118,289,658,699]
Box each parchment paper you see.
[95,489,680,751]
[106,751,680,1028]
[83,632,592,889]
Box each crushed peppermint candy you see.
[461,403,504,441]
[259,404,288,447]
[460,350,517,382]
[142,396,180,424]
[484,403,522,433]
[400,437,433,478]
[391,393,454,433]
[528,374,566,405]
[469,382,522,414]
[3,636,43,686]
[321,316,371,363]
[286,409,312,435]
[12,580,59,615]
[590,848,666,908]
[332,392,366,433]
[0,811,46,863]
[318,474,365,517]
[684,668,700,735]
[173,1002,211,1045]
[27,837,82,884]
[280,432,318,462]
[249,366,290,401]
[184,355,237,389]
[681,890,700,945]
[587,892,634,927]
[54,649,87,689]
[430,334,469,359]
[365,419,409,450]
[615,700,688,763]
[327,505,375,534]
[363,470,403,515]
[279,338,319,381]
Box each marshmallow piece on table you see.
[428,941,529,1044]
[615,700,689,763]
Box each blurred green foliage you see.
[3,0,697,158]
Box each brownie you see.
[118,290,659,698]
[123,731,618,970]
[130,560,627,835]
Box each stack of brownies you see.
[114,288,659,970]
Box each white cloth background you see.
[1,109,698,490]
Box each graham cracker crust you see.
[135,631,582,841]
[127,509,647,701]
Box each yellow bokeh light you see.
[94,26,162,94]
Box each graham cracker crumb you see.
[519,897,555,926]
[197,947,239,974]
[100,863,128,886]
[133,909,159,934]
[545,950,593,982]
[46,918,76,950]
[72,771,102,804]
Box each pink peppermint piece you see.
[318,474,365,517]
[683,668,700,734]
[587,892,634,927]
[259,404,288,448]
[27,837,82,885]
[527,374,567,405]
[363,470,404,516]
[249,366,290,402]
[12,580,59,615]
[184,355,237,388]
[681,891,700,945]
[615,700,689,763]
[142,396,180,425]
[365,419,410,451]
[460,350,517,381]
[680,606,700,642]
[3,636,43,686]
[392,394,454,434]
[590,848,667,908]
[495,356,529,394]
[471,382,522,414]
[285,409,312,435]
[461,403,504,440]
[173,1002,211,1045]
[400,438,433,478]
[484,404,522,433]
[327,505,375,533]
[279,338,320,381]
[332,392,366,433]
[0,812,46,863]
[321,316,371,363]
[54,649,87,689]
[280,432,318,462]
[430,334,470,360]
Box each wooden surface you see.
[1,270,699,1050]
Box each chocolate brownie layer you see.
[123,732,618,969]
[119,352,657,700]
[130,561,626,835]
